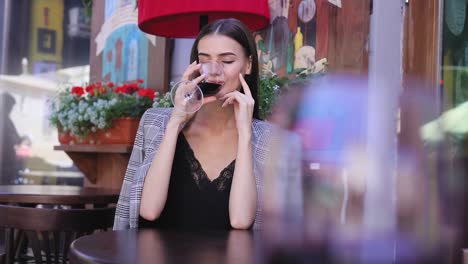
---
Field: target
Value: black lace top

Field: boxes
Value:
[139,133,236,230]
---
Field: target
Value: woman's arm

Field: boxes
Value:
[229,132,257,229]
[223,74,257,229]
[140,63,209,221]
[139,119,181,221]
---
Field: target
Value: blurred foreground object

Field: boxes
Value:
[421,101,468,143]
[263,75,447,263]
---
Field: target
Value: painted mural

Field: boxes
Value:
[256,0,330,77]
[101,24,148,84]
[95,0,155,84]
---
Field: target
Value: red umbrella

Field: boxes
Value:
[138,0,271,37]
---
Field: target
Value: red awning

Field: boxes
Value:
[138,0,270,38]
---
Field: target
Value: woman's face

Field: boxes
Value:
[197,34,252,98]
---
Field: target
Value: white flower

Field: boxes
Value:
[110,98,118,105]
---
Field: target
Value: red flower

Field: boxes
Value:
[137,79,144,84]
[85,83,106,96]
[71,86,84,97]
[129,83,139,93]
[138,88,155,100]
[107,82,114,88]
[97,86,107,94]
[114,85,126,94]
[85,84,95,93]
[115,83,139,94]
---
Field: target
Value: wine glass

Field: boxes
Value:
[199,61,225,97]
[170,61,225,113]
[170,80,204,113]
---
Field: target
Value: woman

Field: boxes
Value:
[113,18,302,231]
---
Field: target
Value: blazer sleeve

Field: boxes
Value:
[113,110,149,230]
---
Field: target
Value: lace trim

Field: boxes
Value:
[181,133,235,191]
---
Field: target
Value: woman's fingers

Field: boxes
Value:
[181,61,201,81]
[221,91,253,108]
[239,73,252,97]
[221,91,246,101]
[221,96,235,108]
[203,96,217,105]
[192,73,207,84]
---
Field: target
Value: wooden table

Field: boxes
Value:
[0,185,120,205]
[68,228,450,264]
[69,229,259,264]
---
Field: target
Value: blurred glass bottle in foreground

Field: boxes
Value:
[262,74,454,263]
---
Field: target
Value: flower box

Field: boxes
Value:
[58,118,140,145]
[50,80,154,143]
[95,117,140,144]
[58,129,95,145]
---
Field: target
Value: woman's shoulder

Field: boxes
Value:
[252,119,290,137]
[251,119,278,146]
[143,107,173,120]
[252,119,301,147]
[252,119,275,134]
[141,107,173,128]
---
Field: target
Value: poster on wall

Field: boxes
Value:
[29,0,64,74]
[256,0,328,77]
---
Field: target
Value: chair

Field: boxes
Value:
[0,204,115,264]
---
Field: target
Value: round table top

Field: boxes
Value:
[69,229,258,264]
[0,185,120,205]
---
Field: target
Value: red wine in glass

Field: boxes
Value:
[199,82,222,96]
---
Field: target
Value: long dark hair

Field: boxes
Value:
[190,18,261,120]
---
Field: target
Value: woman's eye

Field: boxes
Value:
[223,61,234,64]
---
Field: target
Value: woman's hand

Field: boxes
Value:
[220,73,254,139]
[169,62,216,131]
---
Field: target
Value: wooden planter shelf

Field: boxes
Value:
[54,145,133,189]
[54,145,133,153]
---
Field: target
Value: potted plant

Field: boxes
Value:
[49,80,156,145]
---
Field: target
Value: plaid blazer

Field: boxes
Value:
[113,107,302,230]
